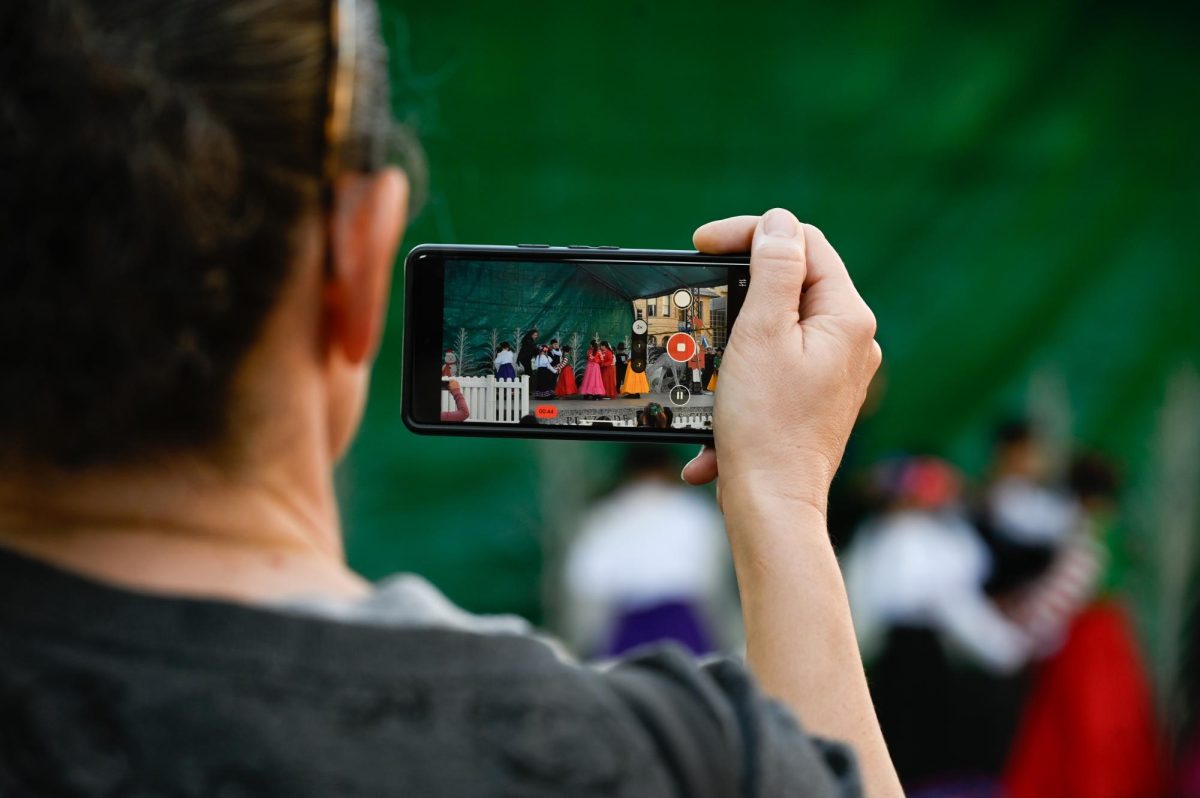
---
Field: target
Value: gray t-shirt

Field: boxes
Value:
[0,547,860,797]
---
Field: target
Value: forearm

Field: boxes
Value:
[723,487,903,798]
[440,390,470,422]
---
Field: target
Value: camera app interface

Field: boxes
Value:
[438,259,737,431]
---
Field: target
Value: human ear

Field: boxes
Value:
[326,167,408,365]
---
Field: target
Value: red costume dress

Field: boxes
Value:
[1003,601,1168,798]
[555,356,578,396]
[600,348,617,398]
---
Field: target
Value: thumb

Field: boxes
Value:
[743,208,807,325]
[681,445,718,485]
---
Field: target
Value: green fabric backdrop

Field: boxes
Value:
[341,2,1199,640]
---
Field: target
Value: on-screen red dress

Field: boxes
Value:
[600,348,617,398]
[555,357,578,396]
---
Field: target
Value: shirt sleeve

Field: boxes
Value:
[600,646,861,798]
[439,389,470,422]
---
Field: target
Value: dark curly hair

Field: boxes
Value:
[0,0,422,470]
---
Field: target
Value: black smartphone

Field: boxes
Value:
[402,244,750,443]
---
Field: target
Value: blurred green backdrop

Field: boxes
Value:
[339,0,1200,659]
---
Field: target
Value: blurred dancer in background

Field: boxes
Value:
[843,456,1032,792]
[976,419,1080,596]
[1001,451,1168,798]
[563,446,738,659]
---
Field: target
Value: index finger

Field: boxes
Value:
[693,215,760,253]
[696,215,855,286]
[793,224,873,326]
[697,214,868,323]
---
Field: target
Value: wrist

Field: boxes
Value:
[716,460,833,518]
[719,476,830,546]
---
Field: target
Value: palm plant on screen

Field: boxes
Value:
[511,327,524,373]
[453,328,471,378]
[569,332,583,379]
[483,328,501,377]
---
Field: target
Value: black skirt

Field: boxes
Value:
[533,367,557,398]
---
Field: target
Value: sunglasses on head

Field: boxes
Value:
[320,0,356,276]
[322,0,356,204]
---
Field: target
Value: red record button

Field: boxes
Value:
[666,332,698,363]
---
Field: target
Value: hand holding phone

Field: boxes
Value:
[681,210,882,513]
[404,213,896,795]
[679,209,900,798]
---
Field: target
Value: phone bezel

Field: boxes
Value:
[401,244,749,444]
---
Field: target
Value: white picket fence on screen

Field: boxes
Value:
[594,418,638,427]
[573,413,711,429]
[441,376,529,423]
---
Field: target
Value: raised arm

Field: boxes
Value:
[440,380,470,422]
[682,209,902,798]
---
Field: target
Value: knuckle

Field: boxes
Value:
[847,303,877,339]
[861,306,878,338]
[752,237,805,265]
[867,339,883,370]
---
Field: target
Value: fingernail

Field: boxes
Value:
[680,445,705,482]
[762,208,797,238]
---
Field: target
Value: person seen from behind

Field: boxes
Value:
[0,1,899,795]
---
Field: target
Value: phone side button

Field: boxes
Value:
[595,245,619,250]
[517,243,551,248]
[567,245,592,249]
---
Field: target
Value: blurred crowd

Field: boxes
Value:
[559,422,1199,798]
[837,420,1170,797]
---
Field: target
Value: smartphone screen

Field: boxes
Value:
[403,245,749,442]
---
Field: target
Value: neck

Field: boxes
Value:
[0,233,380,605]
[0,424,368,605]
